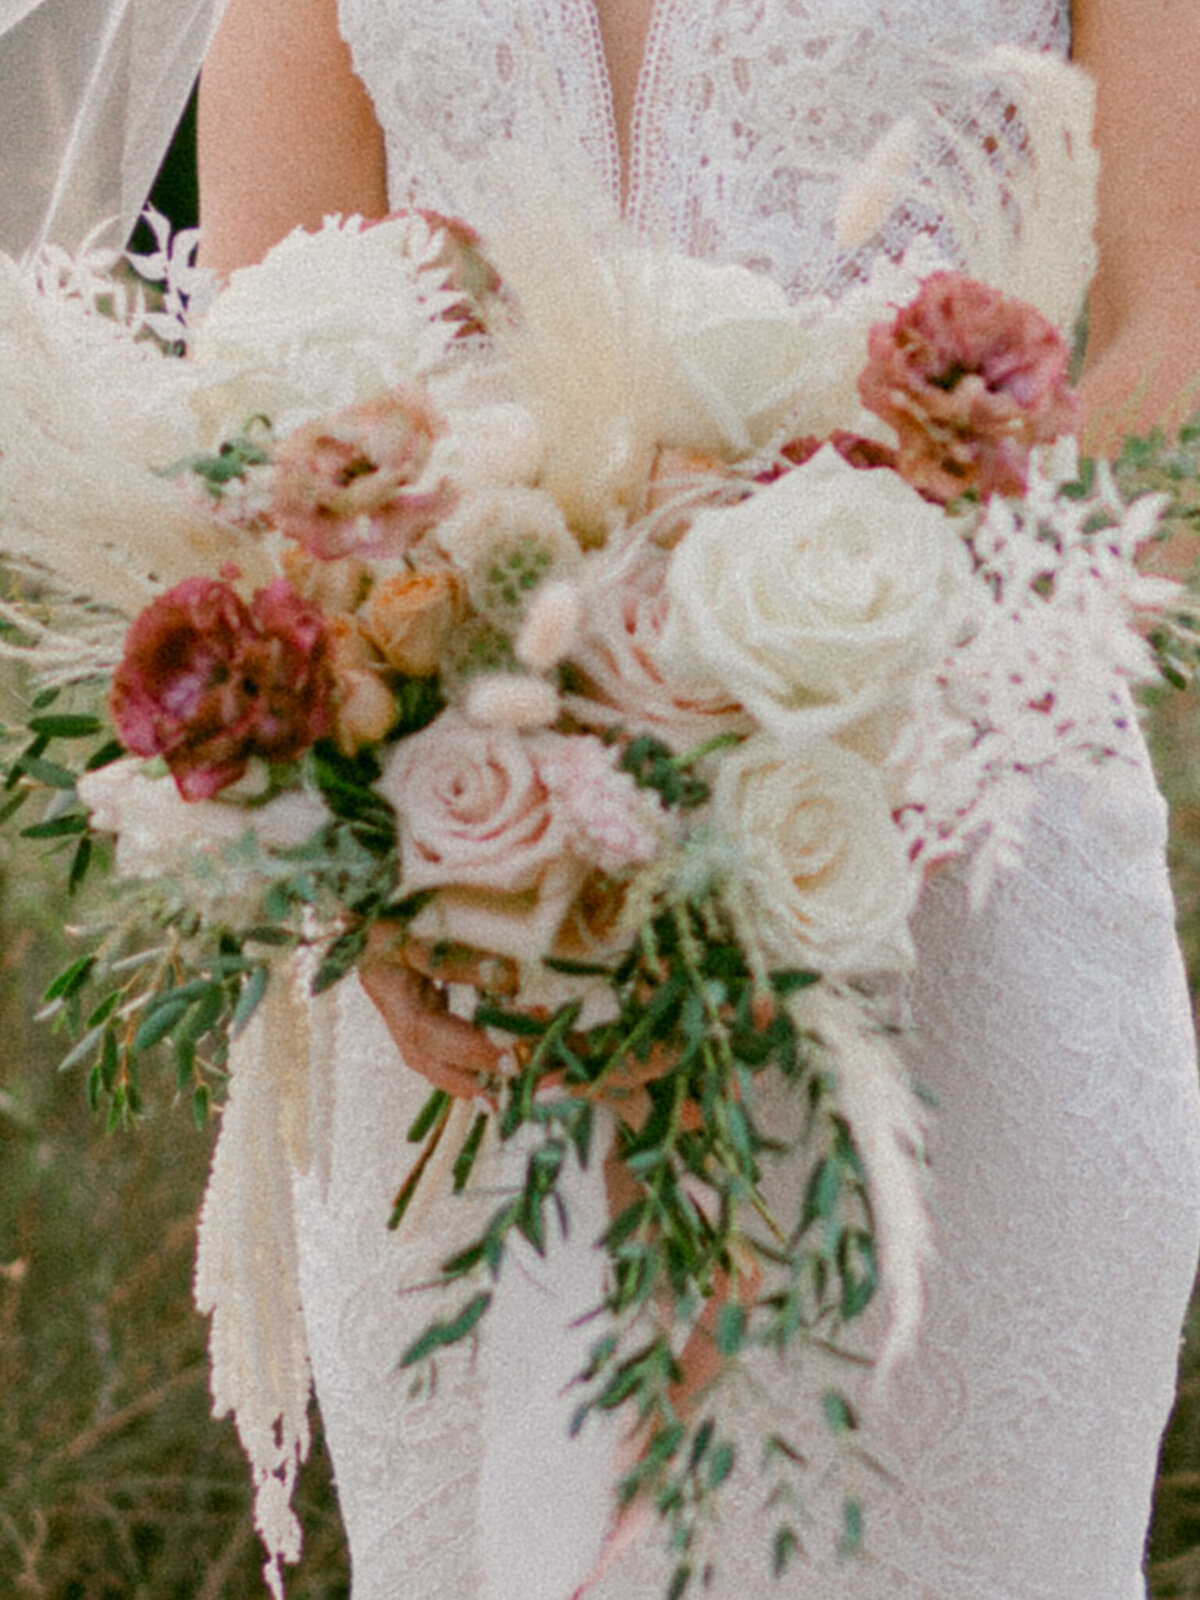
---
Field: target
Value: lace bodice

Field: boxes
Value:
[338,0,1069,298]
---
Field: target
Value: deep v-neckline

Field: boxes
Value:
[575,0,675,214]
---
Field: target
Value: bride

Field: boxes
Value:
[171,0,1200,1595]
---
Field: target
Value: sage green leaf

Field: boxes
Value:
[231,964,269,1036]
[399,1291,493,1368]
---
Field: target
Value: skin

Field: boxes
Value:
[1071,0,1200,447]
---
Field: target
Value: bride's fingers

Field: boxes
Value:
[358,955,502,1102]
[395,933,520,996]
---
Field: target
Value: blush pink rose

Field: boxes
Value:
[270,386,458,561]
[569,549,749,747]
[858,271,1079,503]
[379,712,567,896]
[110,577,334,800]
[379,713,586,961]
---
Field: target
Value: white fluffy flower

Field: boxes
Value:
[515,579,582,672]
[537,735,666,873]
[663,445,969,747]
[78,759,328,879]
[714,735,916,975]
[436,486,582,615]
[189,214,461,444]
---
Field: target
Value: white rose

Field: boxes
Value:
[621,249,899,457]
[663,445,968,746]
[378,713,583,962]
[619,250,822,457]
[77,759,328,878]
[713,735,916,975]
[189,214,461,444]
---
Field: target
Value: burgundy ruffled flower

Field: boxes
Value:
[858,271,1079,503]
[110,577,334,800]
[270,387,458,562]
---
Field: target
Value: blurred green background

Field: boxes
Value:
[3,94,1200,1600]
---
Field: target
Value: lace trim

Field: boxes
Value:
[339,0,1070,297]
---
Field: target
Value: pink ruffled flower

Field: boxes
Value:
[858,271,1079,503]
[110,577,334,800]
[760,428,899,483]
[270,386,458,561]
[536,736,664,874]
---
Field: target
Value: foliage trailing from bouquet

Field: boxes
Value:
[0,198,1194,1598]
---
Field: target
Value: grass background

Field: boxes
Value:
[3,94,1200,1599]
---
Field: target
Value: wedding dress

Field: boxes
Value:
[288,2,1200,1596]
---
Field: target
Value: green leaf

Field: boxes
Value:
[43,955,95,1003]
[399,1291,493,1368]
[839,1499,863,1558]
[85,1063,102,1112]
[192,1084,212,1129]
[665,1565,692,1600]
[84,992,120,1030]
[312,928,366,995]
[0,790,28,825]
[407,1088,451,1143]
[772,1527,801,1577]
[68,835,92,894]
[232,964,269,1036]
[84,739,126,772]
[473,1003,546,1036]
[708,1440,735,1489]
[27,714,103,739]
[715,1301,746,1357]
[452,1113,489,1194]
[133,996,191,1052]
[20,812,88,839]
[822,1389,857,1437]
[100,1028,119,1091]
[18,755,77,789]
[176,982,224,1044]
[687,1418,714,1470]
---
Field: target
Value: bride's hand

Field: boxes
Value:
[359,926,505,1102]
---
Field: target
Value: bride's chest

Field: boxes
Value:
[337,0,1069,289]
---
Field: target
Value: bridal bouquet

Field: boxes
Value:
[0,193,1190,1596]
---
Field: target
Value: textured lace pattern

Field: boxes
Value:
[339,0,1068,297]
[295,753,1200,1599]
[295,4,1200,1596]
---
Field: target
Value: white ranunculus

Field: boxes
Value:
[713,735,916,975]
[189,214,462,445]
[77,759,328,879]
[623,248,907,458]
[662,445,969,747]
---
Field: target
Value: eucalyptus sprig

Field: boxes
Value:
[394,886,879,1597]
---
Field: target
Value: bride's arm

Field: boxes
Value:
[1072,0,1200,445]
[197,0,388,276]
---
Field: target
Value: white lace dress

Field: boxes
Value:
[289,2,1200,1595]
